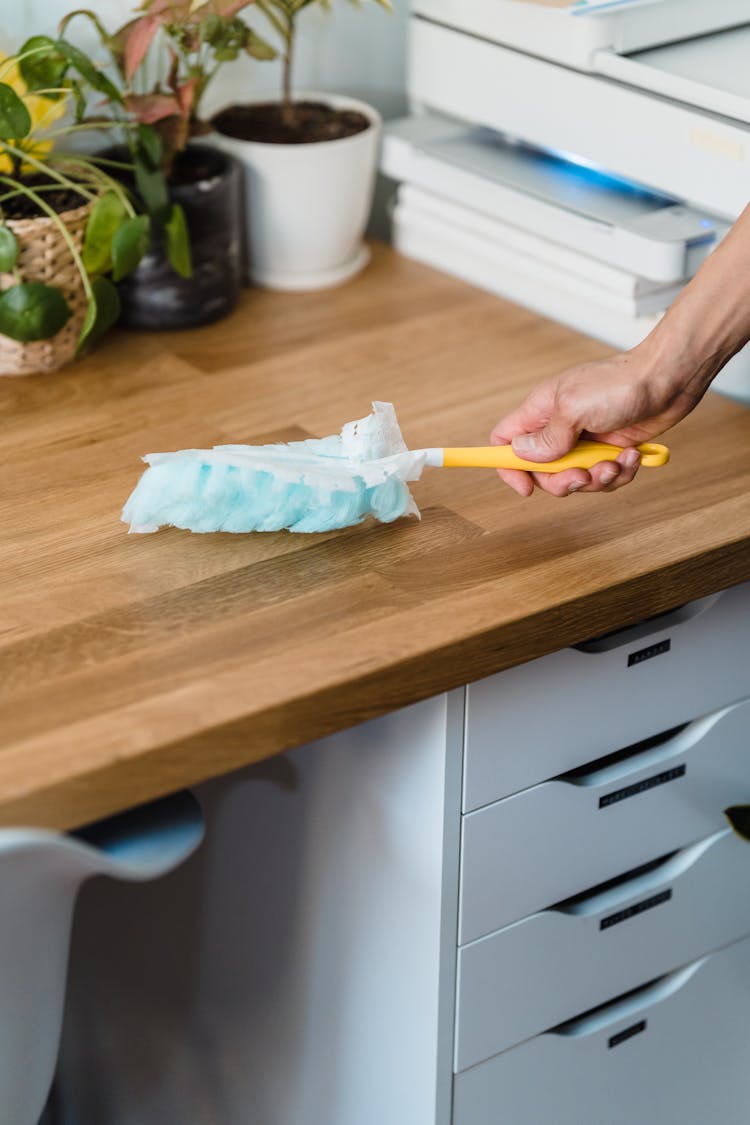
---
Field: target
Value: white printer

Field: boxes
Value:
[382,0,750,400]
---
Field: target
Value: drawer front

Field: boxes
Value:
[463,580,750,811]
[456,828,750,1071]
[453,935,750,1125]
[460,696,750,942]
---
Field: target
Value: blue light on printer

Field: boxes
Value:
[521,140,676,205]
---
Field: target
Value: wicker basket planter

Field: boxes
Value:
[0,201,92,377]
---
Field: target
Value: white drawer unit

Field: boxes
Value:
[453,934,750,1125]
[49,576,750,1125]
[460,695,750,942]
[455,828,750,1072]
[463,580,750,812]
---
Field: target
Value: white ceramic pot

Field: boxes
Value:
[211,93,381,291]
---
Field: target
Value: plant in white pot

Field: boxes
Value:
[211,0,391,291]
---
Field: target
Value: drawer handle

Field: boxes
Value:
[552,830,724,921]
[561,705,734,790]
[573,593,721,654]
[550,958,707,1040]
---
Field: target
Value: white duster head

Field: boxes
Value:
[122,402,427,535]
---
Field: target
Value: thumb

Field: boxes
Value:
[511,420,579,463]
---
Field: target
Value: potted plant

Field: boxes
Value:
[0,41,150,375]
[58,1,277,329]
[210,0,391,291]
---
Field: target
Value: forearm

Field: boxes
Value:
[634,201,750,400]
[492,201,750,496]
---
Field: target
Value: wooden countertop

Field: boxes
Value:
[3,243,750,829]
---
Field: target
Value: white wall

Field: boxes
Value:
[1,0,409,120]
[1,1,407,240]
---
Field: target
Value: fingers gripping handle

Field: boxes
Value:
[440,440,670,472]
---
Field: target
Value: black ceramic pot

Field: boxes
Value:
[114,143,243,330]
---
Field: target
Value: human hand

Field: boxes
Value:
[490,347,706,497]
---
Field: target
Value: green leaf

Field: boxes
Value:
[134,143,170,224]
[54,38,124,106]
[112,214,150,281]
[244,28,278,60]
[0,226,19,272]
[164,203,192,279]
[19,36,68,97]
[134,128,172,223]
[82,190,128,276]
[200,13,223,43]
[137,123,162,171]
[77,275,121,355]
[0,83,32,141]
[725,806,750,842]
[69,78,87,122]
[0,282,71,342]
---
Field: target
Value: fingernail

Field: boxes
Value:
[622,450,641,468]
[513,435,537,454]
[601,468,618,484]
[567,481,583,493]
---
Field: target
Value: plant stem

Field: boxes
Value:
[26,87,70,98]
[281,11,295,127]
[58,9,111,46]
[0,183,76,204]
[256,1,288,43]
[256,0,296,125]
[46,155,137,217]
[73,154,134,170]
[0,45,51,82]
[59,7,127,95]
[45,120,126,139]
[0,142,98,201]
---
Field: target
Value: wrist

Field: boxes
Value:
[630,309,727,404]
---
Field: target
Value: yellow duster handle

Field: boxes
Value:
[440,440,670,472]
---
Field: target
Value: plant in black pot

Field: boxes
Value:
[59,1,277,330]
[210,0,391,291]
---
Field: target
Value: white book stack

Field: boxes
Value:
[393,184,676,351]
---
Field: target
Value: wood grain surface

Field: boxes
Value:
[2,243,750,829]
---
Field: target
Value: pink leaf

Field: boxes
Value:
[125,93,183,124]
[123,15,163,81]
